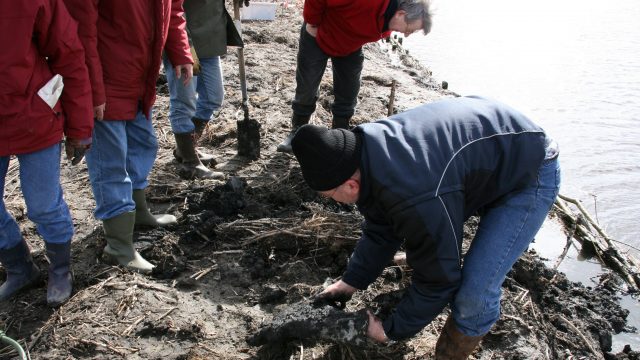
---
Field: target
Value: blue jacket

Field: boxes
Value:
[341,96,547,340]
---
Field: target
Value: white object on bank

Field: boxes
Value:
[38,74,64,109]
[240,2,277,21]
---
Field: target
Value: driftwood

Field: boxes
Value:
[553,194,640,292]
[388,80,397,116]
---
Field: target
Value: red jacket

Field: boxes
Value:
[303,0,392,57]
[63,0,193,120]
[0,0,93,156]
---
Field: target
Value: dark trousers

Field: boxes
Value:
[291,24,365,119]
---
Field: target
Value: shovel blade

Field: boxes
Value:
[237,117,261,160]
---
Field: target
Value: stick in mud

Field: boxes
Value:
[554,195,640,291]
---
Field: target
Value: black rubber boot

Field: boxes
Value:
[45,241,72,307]
[331,116,351,129]
[277,114,311,153]
[173,133,224,180]
[0,239,41,301]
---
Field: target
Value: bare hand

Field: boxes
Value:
[366,310,388,343]
[94,103,105,121]
[312,279,356,309]
[64,138,91,165]
[174,64,194,86]
[305,23,318,37]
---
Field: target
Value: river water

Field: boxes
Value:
[404,0,640,349]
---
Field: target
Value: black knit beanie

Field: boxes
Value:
[291,124,362,191]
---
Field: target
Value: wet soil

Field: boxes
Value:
[1,4,638,360]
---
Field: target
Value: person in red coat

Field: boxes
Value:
[0,0,93,306]
[63,0,194,273]
[277,0,432,153]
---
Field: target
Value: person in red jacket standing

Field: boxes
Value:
[63,0,193,273]
[277,0,432,153]
[0,0,93,306]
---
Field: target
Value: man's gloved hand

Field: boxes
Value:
[311,279,357,309]
[64,137,91,165]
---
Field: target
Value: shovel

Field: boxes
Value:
[232,1,261,160]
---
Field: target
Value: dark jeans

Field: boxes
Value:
[291,23,365,119]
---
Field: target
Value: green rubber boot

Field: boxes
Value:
[132,189,177,227]
[102,211,154,273]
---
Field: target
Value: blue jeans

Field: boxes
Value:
[85,111,158,220]
[163,56,224,133]
[291,23,364,119]
[452,157,561,336]
[0,143,73,249]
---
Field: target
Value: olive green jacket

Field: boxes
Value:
[183,0,243,58]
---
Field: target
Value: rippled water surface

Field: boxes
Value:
[405,0,640,257]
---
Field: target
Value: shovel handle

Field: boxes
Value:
[232,2,249,113]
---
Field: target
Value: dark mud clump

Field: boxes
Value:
[248,302,369,347]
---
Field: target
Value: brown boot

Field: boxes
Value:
[173,118,216,166]
[435,316,484,359]
[173,132,224,179]
[277,114,311,153]
[331,116,351,129]
[190,117,216,165]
